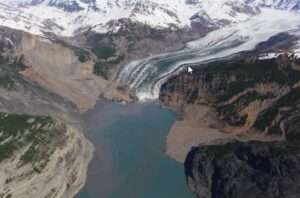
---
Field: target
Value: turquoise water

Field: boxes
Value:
[77,101,195,198]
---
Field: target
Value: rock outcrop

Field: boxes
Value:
[0,35,94,198]
[160,53,300,138]
[185,141,300,198]
[77,19,212,80]
[0,26,131,112]
[160,52,300,197]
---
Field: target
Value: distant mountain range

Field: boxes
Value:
[0,0,299,37]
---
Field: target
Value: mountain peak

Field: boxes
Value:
[0,0,299,37]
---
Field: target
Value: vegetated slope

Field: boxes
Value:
[160,52,300,197]
[160,53,300,137]
[0,41,93,198]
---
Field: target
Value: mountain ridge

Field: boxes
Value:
[1,0,299,37]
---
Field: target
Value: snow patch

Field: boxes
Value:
[258,52,280,60]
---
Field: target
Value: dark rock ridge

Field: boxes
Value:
[185,141,300,198]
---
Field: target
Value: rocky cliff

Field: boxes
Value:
[185,141,300,198]
[160,52,300,197]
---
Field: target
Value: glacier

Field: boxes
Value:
[116,9,300,100]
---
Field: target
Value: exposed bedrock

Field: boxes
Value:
[0,27,130,112]
[0,28,94,198]
[160,52,300,197]
[185,141,300,198]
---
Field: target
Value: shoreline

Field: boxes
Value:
[0,122,95,198]
[69,130,95,198]
[164,103,285,163]
[76,101,195,198]
[165,104,233,163]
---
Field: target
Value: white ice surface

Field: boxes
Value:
[117,9,300,100]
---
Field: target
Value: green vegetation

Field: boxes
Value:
[108,54,124,65]
[11,55,27,71]
[204,142,239,158]
[202,141,300,159]
[93,62,109,79]
[187,56,300,137]
[0,112,66,171]
[92,46,116,60]
[5,194,12,198]
[217,91,274,126]
[76,49,89,63]
[254,88,300,133]
[0,55,7,64]
[201,58,300,102]
[0,55,29,90]
[0,74,14,90]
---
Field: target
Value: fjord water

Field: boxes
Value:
[77,101,195,198]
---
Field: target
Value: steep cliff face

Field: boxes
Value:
[185,141,300,198]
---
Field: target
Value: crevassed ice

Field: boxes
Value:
[118,9,300,101]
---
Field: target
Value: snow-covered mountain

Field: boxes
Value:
[246,0,300,10]
[0,0,299,37]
